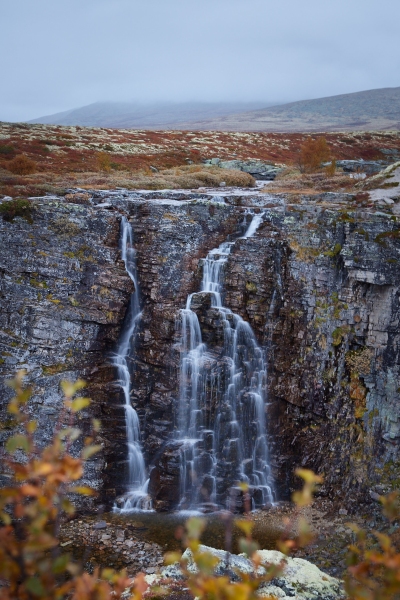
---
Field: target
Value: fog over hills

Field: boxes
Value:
[29,87,400,132]
[185,87,400,132]
[28,101,271,129]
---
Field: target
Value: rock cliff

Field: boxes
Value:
[0,195,133,508]
[0,189,399,512]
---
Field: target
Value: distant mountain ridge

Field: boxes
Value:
[28,101,271,129]
[28,87,400,132]
[178,87,400,132]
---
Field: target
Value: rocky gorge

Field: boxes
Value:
[1,178,400,518]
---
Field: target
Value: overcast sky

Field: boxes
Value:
[1,0,399,122]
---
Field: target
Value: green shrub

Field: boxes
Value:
[0,198,33,223]
[0,144,15,157]
[324,243,342,258]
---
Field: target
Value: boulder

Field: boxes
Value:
[161,545,345,600]
[334,159,385,175]
[204,158,284,180]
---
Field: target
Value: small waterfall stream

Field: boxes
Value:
[176,212,275,511]
[113,217,151,511]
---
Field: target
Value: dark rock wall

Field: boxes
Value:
[223,205,400,507]
[1,193,399,512]
[0,199,133,508]
[117,200,243,505]
[124,199,400,510]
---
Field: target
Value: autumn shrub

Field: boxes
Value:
[96,151,111,172]
[345,493,400,599]
[325,159,337,177]
[0,373,138,600]
[298,136,331,173]
[7,155,37,175]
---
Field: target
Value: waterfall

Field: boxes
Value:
[176,213,275,511]
[113,217,151,512]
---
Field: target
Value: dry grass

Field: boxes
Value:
[7,154,37,175]
[0,164,255,197]
[264,167,355,195]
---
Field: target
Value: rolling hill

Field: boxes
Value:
[178,87,400,132]
[29,87,400,132]
[28,101,270,129]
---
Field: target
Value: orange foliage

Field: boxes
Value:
[298,136,331,173]
[6,154,37,175]
[0,373,139,600]
[96,151,112,172]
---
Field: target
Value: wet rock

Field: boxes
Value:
[148,441,185,511]
[369,490,381,502]
[93,520,108,530]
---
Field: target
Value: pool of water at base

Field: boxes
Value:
[110,510,285,554]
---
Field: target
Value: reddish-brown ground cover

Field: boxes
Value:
[0,122,399,197]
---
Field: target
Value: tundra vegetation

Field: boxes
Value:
[0,122,399,198]
[0,373,399,599]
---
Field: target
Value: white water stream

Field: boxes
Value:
[176,212,275,510]
[113,217,151,512]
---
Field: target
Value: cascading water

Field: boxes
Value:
[176,212,275,511]
[113,217,151,511]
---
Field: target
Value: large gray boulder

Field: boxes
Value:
[205,158,284,180]
[161,545,345,599]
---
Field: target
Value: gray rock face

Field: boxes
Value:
[161,545,345,600]
[1,189,400,513]
[121,193,400,509]
[0,197,133,508]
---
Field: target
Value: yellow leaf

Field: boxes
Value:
[92,418,102,432]
[238,482,249,493]
[0,510,11,525]
[295,468,323,484]
[35,463,54,476]
[27,420,37,434]
[164,552,181,565]
[375,531,392,552]
[6,433,30,454]
[70,397,91,412]
[238,538,259,556]
[186,516,206,540]
[235,519,254,537]
[292,489,312,507]
[81,444,102,459]
[61,498,76,515]
[101,568,115,581]
[61,379,86,398]
[68,485,96,496]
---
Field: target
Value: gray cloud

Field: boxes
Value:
[1,0,399,121]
